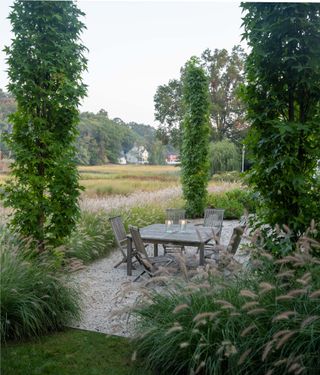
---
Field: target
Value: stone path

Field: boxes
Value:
[69,220,247,337]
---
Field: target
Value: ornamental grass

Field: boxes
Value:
[132,233,320,375]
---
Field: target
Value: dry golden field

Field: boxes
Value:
[0,164,240,198]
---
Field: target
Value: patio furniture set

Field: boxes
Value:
[109,208,244,281]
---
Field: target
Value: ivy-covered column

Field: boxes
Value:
[181,57,210,218]
[2,1,87,250]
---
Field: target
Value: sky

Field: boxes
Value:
[0,0,244,126]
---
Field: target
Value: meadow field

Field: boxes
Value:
[1,164,238,198]
[78,164,180,196]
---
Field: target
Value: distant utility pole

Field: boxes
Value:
[241,144,245,172]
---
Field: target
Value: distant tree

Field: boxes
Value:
[210,139,240,175]
[2,1,87,251]
[154,46,247,149]
[201,46,247,143]
[154,79,183,148]
[181,58,210,218]
[149,140,167,165]
[242,2,320,237]
[0,89,17,158]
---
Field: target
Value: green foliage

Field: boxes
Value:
[207,188,258,219]
[0,89,16,158]
[2,329,151,375]
[154,79,183,148]
[241,3,320,237]
[154,46,248,149]
[1,247,80,341]
[1,1,87,249]
[181,58,211,218]
[210,139,241,174]
[1,329,151,375]
[211,171,242,183]
[65,204,167,263]
[133,240,320,375]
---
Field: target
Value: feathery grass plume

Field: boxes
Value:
[287,289,306,297]
[259,282,275,294]
[273,358,288,367]
[193,312,219,322]
[262,340,276,361]
[173,304,189,314]
[310,289,320,298]
[195,361,205,374]
[240,289,258,299]
[241,301,259,310]
[195,319,208,328]
[230,312,241,317]
[272,330,291,340]
[276,270,295,278]
[275,295,295,302]
[276,331,296,349]
[240,324,257,337]
[179,342,190,348]
[272,311,297,321]
[300,315,319,329]
[247,308,267,315]
[237,348,252,365]
[131,350,137,362]
[265,370,274,375]
[165,324,183,336]
[145,276,171,286]
[288,362,302,373]
[215,299,235,309]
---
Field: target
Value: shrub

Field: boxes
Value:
[207,188,258,219]
[209,140,241,175]
[211,171,242,183]
[65,203,168,263]
[1,247,80,341]
[133,237,320,375]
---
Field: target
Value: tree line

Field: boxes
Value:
[0,89,173,165]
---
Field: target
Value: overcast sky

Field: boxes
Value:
[0,1,244,126]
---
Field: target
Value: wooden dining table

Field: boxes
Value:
[126,223,213,276]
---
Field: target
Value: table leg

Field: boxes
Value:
[127,237,132,276]
[154,243,158,257]
[199,243,204,266]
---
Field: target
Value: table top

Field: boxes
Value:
[138,223,213,245]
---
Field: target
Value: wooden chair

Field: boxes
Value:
[129,225,176,281]
[204,225,244,260]
[166,208,186,224]
[195,209,224,253]
[109,216,137,268]
[164,209,186,254]
[203,208,224,240]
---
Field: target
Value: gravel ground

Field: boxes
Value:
[69,220,249,337]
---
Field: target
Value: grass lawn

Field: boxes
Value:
[1,329,150,375]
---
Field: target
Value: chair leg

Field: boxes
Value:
[114,258,126,268]
[133,270,146,282]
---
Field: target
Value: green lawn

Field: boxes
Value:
[1,329,149,375]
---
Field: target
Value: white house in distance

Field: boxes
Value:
[126,145,149,164]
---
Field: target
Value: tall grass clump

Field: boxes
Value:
[1,246,80,342]
[133,234,320,375]
[207,188,259,219]
[65,202,169,263]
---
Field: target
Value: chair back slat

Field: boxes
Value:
[129,226,153,272]
[166,209,186,224]
[109,216,127,245]
[226,226,244,255]
[203,208,224,236]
